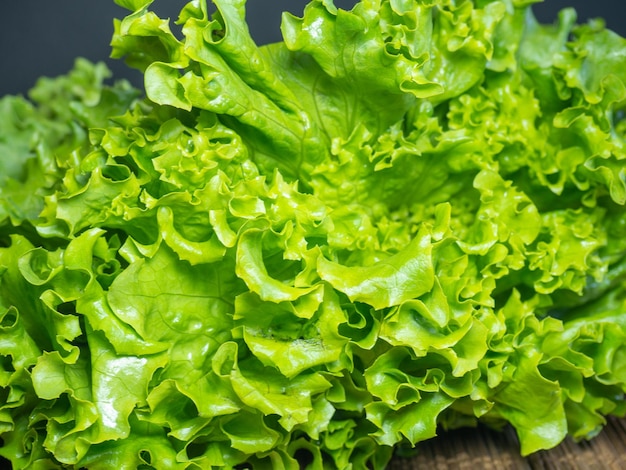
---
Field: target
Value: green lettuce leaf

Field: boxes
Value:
[2,0,626,468]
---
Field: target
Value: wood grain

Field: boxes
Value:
[389,416,626,470]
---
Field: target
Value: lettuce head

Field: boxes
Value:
[1,0,626,468]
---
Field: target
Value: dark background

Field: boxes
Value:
[1,1,625,97]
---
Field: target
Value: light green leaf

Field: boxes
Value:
[318,226,434,309]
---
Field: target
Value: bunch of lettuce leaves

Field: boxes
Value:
[2,0,626,468]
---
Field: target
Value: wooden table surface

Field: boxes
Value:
[388,416,626,469]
